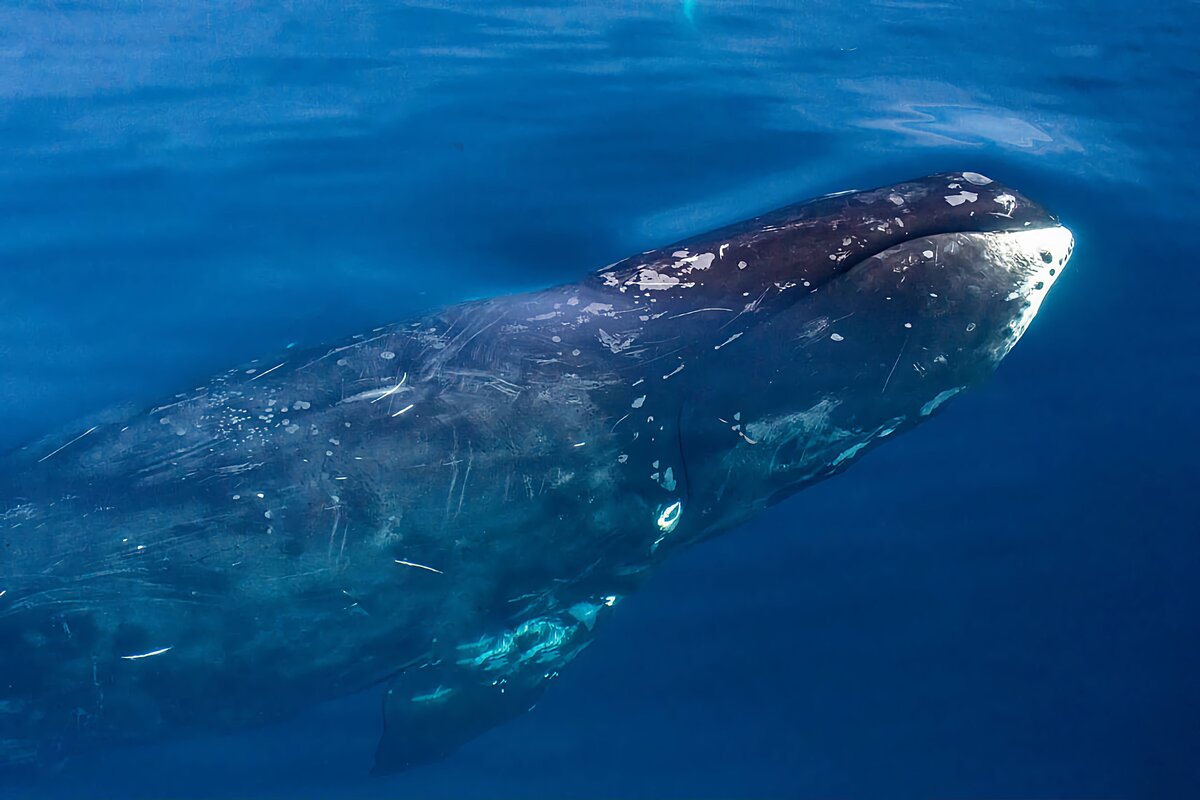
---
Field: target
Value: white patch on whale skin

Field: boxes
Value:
[993,193,1018,216]
[659,467,677,492]
[962,172,993,185]
[569,600,610,631]
[410,686,454,704]
[597,328,638,354]
[944,191,979,206]
[656,501,683,537]
[744,398,841,446]
[580,302,614,316]
[631,268,681,291]
[832,441,868,466]
[675,252,715,272]
[921,387,965,416]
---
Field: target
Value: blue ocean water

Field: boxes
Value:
[1,1,1197,797]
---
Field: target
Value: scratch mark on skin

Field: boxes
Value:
[667,307,734,320]
[263,569,328,583]
[37,426,98,463]
[485,377,524,398]
[445,430,460,517]
[714,332,743,350]
[150,392,206,415]
[662,364,685,380]
[395,559,443,575]
[121,646,173,661]
[299,333,391,370]
[720,287,771,331]
[327,502,343,564]
[882,333,911,395]
[371,373,407,403]
[249,362,286,382]
[611,413,630,432]
[455,315,505,355]
[391,404,415,417]
[456,450,473,518]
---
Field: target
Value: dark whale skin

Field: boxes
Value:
[0,172,1072,773]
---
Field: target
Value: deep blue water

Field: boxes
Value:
[2,1,1198,797]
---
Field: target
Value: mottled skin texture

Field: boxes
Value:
[0,173,1072,773]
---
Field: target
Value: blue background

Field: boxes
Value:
[2,1,1197,797]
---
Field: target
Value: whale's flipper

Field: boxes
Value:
[374,600,616,773]
[374,665,545,774]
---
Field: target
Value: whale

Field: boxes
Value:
[0,172,1072,774]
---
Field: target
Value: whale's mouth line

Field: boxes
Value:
[830,220,1070,287]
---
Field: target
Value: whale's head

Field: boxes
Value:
[608,172,1074,528]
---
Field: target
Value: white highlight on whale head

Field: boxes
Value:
[992,224,1074,360]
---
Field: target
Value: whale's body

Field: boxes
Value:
[0,173,1072,773]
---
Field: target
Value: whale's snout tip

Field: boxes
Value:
[1016,223,1074,278]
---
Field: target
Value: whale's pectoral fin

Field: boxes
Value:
[374,597,617,774]
[374,665,546,774]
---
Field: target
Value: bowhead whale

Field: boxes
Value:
[0,172,1072,773]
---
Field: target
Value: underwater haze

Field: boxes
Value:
[1,0,1198,798]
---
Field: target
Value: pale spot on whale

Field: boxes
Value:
[921,387,965,416]
[660,467,677,492]
[944,191,979,206]
[832,442,868,466]
[632,268,680,291]
[656,501,682,534]
[962,172,993,185]
[676,252,715,272]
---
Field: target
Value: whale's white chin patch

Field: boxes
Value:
[995,224,1074,359]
